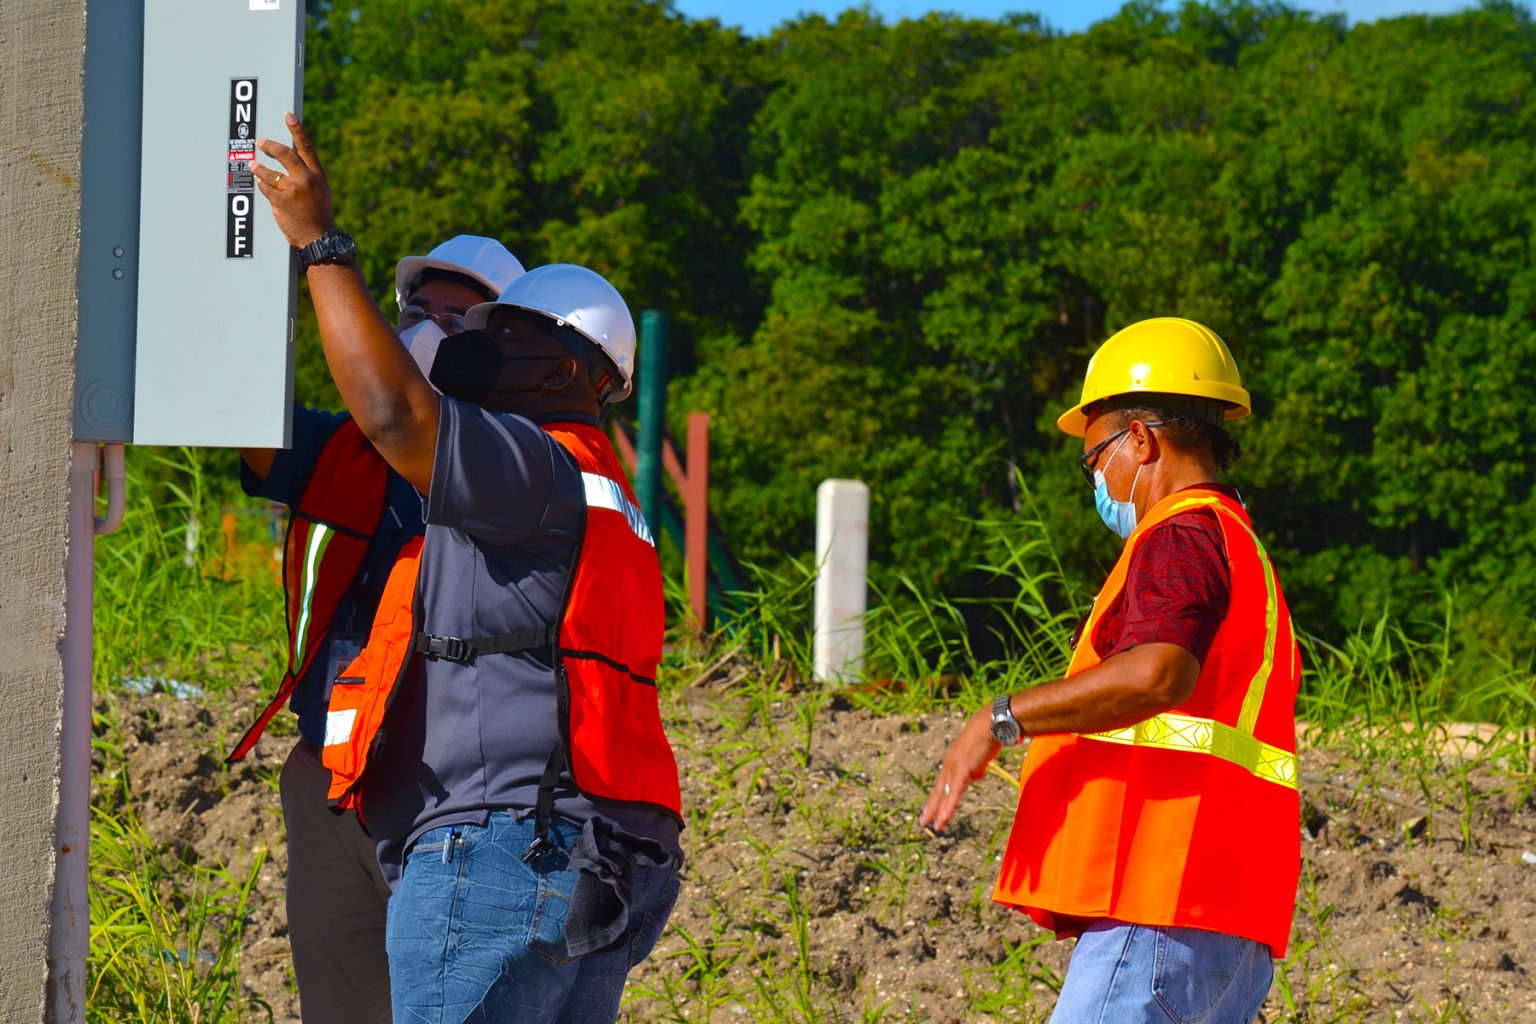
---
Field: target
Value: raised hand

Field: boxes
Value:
[253,113,335,249]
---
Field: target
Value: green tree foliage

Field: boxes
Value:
[298,0,1536,663]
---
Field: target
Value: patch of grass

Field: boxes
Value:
[88,769,269,1023]
[94,446,284,698]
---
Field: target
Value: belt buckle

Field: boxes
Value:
[427,635,472,662]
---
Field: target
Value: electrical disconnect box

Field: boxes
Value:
[75,0,305,447]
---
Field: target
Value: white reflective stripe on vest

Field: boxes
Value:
[292,523,335,661]
[324,708,357,748]
[582,472,655,547]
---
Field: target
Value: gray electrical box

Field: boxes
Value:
[75,0,304,447]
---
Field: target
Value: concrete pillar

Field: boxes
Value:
[0,2,87,1021]
[813,479,868,683]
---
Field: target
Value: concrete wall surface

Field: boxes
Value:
[0,1,86,1020]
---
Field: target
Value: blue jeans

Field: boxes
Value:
[1049,920,1273,1024]
[385,812,679,1024]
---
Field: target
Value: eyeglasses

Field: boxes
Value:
[399,305,466,335]
[1077,422,1162,486]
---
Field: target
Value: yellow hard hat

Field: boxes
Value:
[1056,317,1252,437]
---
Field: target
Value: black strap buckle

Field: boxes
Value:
[521,835,555,864]
[420,634,474,663]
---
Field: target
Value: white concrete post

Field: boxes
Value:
[1,2,86,1020]
[813,479,868,683]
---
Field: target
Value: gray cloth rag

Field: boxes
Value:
[564,816,674,958]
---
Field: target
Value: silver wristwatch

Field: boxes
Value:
[989,694,1022,745]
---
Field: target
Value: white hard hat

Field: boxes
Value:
[466,264,638,402]
[395,235,526,311]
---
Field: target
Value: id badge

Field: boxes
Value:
[325,637,365,691]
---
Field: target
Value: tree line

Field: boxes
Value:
[297,0,1536,665]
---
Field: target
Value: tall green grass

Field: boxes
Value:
[88,707,270,1024]
[94,447,284,695]
[89,447,287,1022]
[88,799,270,1023]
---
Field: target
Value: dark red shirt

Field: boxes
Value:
[1086,484,1239,666]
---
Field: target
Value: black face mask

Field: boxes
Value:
[428,329,556,405]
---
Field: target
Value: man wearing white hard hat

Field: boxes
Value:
[252,114,682,1023]
[230,233,523,1024]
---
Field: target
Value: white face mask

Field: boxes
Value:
[398,319,446,391]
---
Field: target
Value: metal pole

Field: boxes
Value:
[49,444,96,1024]
[50,443,124,1024]
[684,413,710,633]
[813,479,869,683]
[635,310,670,536]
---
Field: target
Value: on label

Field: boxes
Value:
[227,78,258,259]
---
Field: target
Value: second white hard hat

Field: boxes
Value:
[395,235,526,310]
[466,264,638,402]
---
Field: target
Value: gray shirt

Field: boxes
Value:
[362,399,681,886]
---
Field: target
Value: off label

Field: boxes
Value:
[227,78,258,259]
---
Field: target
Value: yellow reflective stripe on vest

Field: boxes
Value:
[1234,525,1278,735]
[292,523,335,660]
[582,472,655,547]
[1082,712,1297,789]
[1157,496,1282,736]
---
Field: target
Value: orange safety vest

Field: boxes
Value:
[320,420,683,832]
[228,419,388,763]
[993,488,1301,956]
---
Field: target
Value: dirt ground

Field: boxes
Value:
[95,678,1536,1022]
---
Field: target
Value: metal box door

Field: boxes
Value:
[76,0,304,447]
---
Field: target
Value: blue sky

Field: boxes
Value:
[672,0,1475,36]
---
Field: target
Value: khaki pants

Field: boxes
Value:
[280,740,393,1024]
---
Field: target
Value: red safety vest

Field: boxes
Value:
[993,488,1301,956]
[228,420,387,763]
[320,420,682,826]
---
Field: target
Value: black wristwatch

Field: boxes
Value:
[296,228,358,269]
[989,694,1022,746]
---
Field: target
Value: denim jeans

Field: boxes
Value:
[1049,919,1274,1024]
[386,811,680,1024]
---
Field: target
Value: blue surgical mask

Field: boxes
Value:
[1091,432,1143,539]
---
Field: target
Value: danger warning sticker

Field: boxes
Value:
[227,78,258,259]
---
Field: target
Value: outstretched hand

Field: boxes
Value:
[919,707,1002,833]
[253,113,335,250]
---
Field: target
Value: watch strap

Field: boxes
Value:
[297,228,357,269]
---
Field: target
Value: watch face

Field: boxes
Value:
[990,695,1019,744]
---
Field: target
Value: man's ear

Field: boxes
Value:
[542,357,581,391]
[1130,420,1160,464]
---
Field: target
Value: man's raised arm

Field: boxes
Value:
[252,113,438,492]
